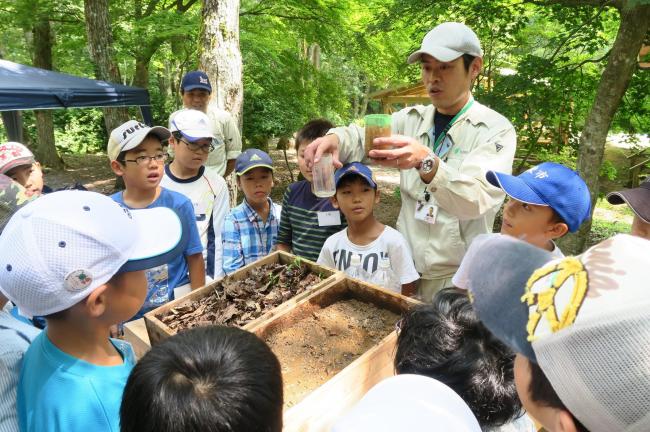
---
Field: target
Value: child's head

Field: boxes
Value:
[108,120,171,191]
[466,234,650,432]
[0,141,45,196]
[120,325,283,432]
[180,71,212,112]
[295,119,334,182]
[235,149,274,207]
[168,109,215,173]
[487,162,591,249]
[606,178,650,240]
[331,163,379,223]
[0,190,186,324]
[394,288,523,429]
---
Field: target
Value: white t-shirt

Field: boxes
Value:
[317,226,419,292]
[161,165,229,278]
[452,233,565,290]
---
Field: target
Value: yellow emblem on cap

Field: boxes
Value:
[250,154,262,161]
[520,257,588,342]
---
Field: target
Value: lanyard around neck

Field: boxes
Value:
[432,98,474,153]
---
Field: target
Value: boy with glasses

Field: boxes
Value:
[162,109,230,280]
[109,120,205,320]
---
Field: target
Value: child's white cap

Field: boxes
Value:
[0,190,188,317]
[107,120,171,162]
[0,142,35,174]
[169,109,215,142]
[332,375,481,432]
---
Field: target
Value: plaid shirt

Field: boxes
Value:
[222,198,279,274]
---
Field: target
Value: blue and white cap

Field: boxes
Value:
[334,162,377,189]
[486,162,591,232]
[169,109,215,142]
[0,190,188,317]
[180,71,212,93]
[235,149,274,175]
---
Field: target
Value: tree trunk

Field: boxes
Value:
[32,18,63,169]
[558,2,650,254]
[200,0,243,206]
[83,0,130,134]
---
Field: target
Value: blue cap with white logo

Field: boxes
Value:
[235,149,274,175]
[486,162,591,232]
[181,71,212,93]
[335,162,377,189]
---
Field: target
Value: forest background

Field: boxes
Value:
[0,0,648,253]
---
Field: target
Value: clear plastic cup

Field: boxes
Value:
[364,114,392,157]
[312,153,336,197]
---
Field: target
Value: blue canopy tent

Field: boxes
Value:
[0,59,152,142]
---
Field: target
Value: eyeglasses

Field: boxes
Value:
[121,153,168,166]
[181,139,214,154]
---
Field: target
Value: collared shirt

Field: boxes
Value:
[331,99,516,280]
[0,310,40,432]
[222,198,279,274]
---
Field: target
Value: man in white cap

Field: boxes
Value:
[304,22,516,301]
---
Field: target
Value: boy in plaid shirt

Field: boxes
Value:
[222,149,279,274]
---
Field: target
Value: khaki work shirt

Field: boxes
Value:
[330,99,516,280]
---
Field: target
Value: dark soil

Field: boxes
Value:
[157,262,323,331]
[265,298,399,407]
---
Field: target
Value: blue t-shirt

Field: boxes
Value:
[17,332,136,432]
[111,188,203,318]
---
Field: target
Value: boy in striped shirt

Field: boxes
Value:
[276,119,346,261]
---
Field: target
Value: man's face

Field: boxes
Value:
[237,167,274,208]
[296,142,313,182]
[182,89,211,112]
[420,54,481,115]
[6,163,44,197]
[631,214,650,240]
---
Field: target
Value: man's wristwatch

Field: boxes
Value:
[417,152,437,175]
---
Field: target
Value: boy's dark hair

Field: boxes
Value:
[528,361,589,432]
[295,118,334,151]
[394,288,523,429]
[120,326,283,432]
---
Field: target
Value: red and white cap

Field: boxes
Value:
[0,142,35,174]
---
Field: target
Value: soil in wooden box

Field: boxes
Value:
[265,298,399,408]
[157,261,323,330]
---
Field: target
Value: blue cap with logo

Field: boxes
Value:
[235,149,274,175]
[335,162,377,189]
[181,71,212,93]
[486,162,591,232]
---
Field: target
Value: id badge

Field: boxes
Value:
[414,200,438,225]
[317,211,342,227]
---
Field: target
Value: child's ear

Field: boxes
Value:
[84,284,109,318]
[236,176,242,190]
[548,222,569,239]
[374,188,380,204]
[554,409,581,432]
[110,160,125,176]
[330,195,340,209]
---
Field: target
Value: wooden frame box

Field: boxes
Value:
[247,276,420,432]
[144,250,340,347]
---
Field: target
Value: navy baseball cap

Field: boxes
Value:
[486,162,591,232]
[181,71,212,93]
[235,149,274,175]
[335,162,377,189]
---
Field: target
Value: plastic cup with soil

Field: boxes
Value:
[364,114,393,158]
[156,259,325,331]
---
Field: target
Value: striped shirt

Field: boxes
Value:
[222,198,279,274]
[277,180,346,262]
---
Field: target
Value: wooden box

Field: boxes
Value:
[144,251,340,347]
[247,276,421,432]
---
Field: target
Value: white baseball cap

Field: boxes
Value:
[467,234,650,432]
[107,120,171,162]
[407,22,483,64]
[169,109,215,142]
[0,190,188,317]
[332,375,481,432]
